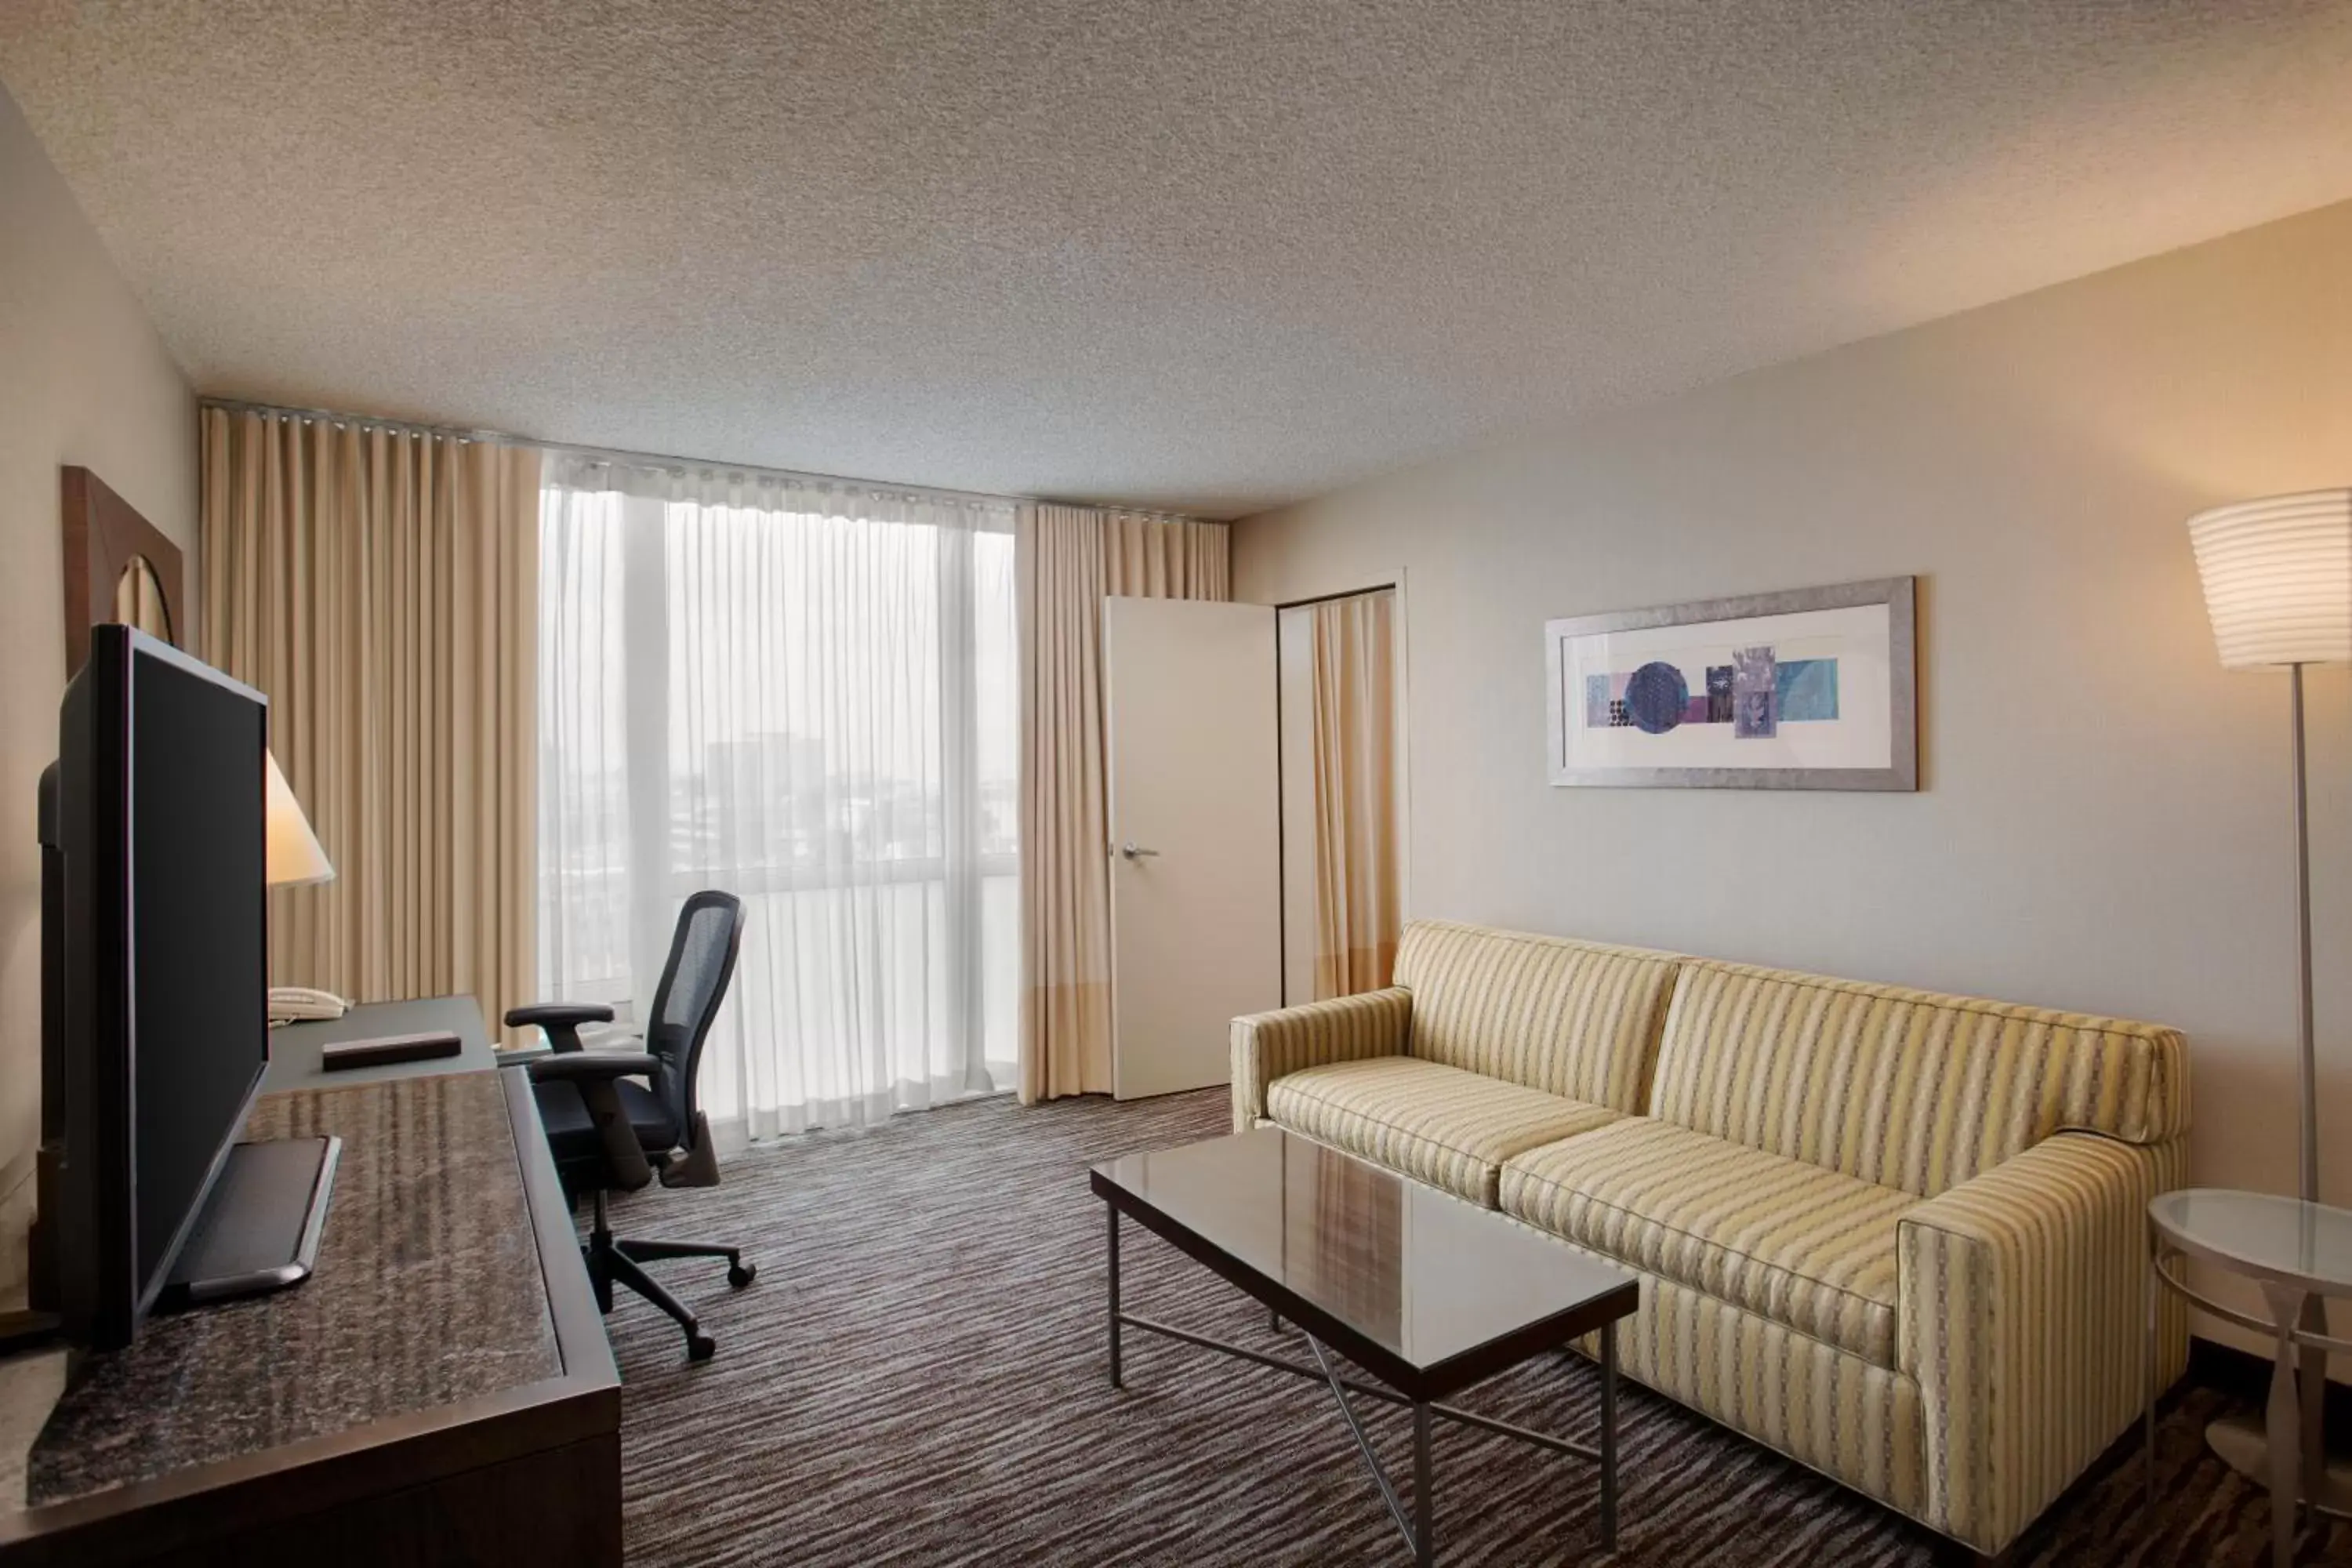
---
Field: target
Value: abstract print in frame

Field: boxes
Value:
[1544,576,1916,790]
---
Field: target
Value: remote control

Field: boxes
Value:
[318,1031,463,1072]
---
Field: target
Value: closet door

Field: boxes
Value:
[1102,597,1279,1098]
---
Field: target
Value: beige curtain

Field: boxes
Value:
[200,407,541,1044]
[1310,591,1400,998]
[1018,503,1229,1102]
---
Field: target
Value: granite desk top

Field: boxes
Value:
[22,1069,564,1508]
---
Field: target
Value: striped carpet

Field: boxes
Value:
[596,1088,2346,1566]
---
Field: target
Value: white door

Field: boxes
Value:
[1103,597,1280,1098]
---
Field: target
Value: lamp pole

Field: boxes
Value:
[2290,661,2317,1206]
[2185,489,2351,1509]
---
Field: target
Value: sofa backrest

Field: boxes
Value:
[1392,920,1682,1109]
[1649,959,2189,1198]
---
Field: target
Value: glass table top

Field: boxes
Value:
[1093,1127,1634,1374]
[2150,1189,2352,1289]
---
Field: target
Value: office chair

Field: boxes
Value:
[508,890,754,1362]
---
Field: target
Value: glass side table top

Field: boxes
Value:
[2149,1188,2352,1290]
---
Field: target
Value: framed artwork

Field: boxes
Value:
[1544,576,1916,790]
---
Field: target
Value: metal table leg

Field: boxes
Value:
[1106,1227,1628,1566]
[1600,1320,1619,1552]
[2299,1294,2328,1527]
[2145,1249,2158,1512]
[2263,1282,2307,1568]
[1108,1203,1123,1390]
[1304,1333,1426,1563]
[1412,1401,1435,1567]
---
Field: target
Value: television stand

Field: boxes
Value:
[156,1135,340,1311]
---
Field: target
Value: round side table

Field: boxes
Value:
[2148,1189,2352,1568]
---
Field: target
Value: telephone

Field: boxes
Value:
[267,985,350,1023]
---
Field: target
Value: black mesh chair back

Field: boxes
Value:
[510,887,754,1360]
[645,890,744,1142]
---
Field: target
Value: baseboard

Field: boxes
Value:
[2188,1334,2352,1429]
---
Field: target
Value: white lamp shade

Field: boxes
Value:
[2187,488,2352,669]
[265,750,336,887]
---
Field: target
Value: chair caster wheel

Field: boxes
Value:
[728,1261,757,1289]
[687,1333,716,1362]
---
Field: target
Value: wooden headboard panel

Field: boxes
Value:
[60,465,185,675]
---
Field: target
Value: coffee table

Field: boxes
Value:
[1091,1127,1638,1565]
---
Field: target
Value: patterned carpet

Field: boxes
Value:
[595,1088,2347,1566]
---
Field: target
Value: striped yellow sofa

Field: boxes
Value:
[1230,920,2190,1562]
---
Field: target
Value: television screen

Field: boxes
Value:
[129,649,268,1299]
[44,627,270,1347]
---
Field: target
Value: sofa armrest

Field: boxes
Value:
[1896,1130,2189,1555]
[1229,988,1413,1133]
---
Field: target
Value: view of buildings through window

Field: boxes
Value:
[538,464,1017,1136]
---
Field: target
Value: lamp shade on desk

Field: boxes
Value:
[2187,488,2352,668]
[265,750,336,887]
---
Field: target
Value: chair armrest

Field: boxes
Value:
[1229,988,1413,1134]
[505,1001,617,1054]
[525,1051,662,1193]
[1896,1130,2190,1555]
[526,1052,662,1083]
[506,1002,615,1027]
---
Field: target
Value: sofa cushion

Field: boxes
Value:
[1501,1117,1915,1366]
[1391,920,1682,1109]
[1266,1056,1620,1207]
[1649,960,2189,1198]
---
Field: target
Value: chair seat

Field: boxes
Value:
[1265,1055,1620,1207]
[534,1075,681,1166]
[1500,1118,1915,1367]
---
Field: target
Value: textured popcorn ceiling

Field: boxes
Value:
[4,2,2351,517]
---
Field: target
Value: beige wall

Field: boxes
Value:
[1234,199,2352,1363]
[0,84,197,1297]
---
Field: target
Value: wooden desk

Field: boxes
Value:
[262,995,503,1093]
[0,1060,619,1566]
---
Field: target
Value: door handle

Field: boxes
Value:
[1120,842,1160,860]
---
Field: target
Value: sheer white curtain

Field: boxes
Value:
[538,455,1019,1143]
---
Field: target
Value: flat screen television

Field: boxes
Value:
[38,626,270,1351]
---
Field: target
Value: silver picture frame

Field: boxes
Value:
[1544,575,1917,791]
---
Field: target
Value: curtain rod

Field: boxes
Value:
[200,395,1213,524]
[534,438,1025,510]
[201,395,1022,509]
[201,395,505,445]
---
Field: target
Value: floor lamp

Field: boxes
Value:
[2187,487,2352,1488]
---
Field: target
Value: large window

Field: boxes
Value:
[538,457,1017,1140]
